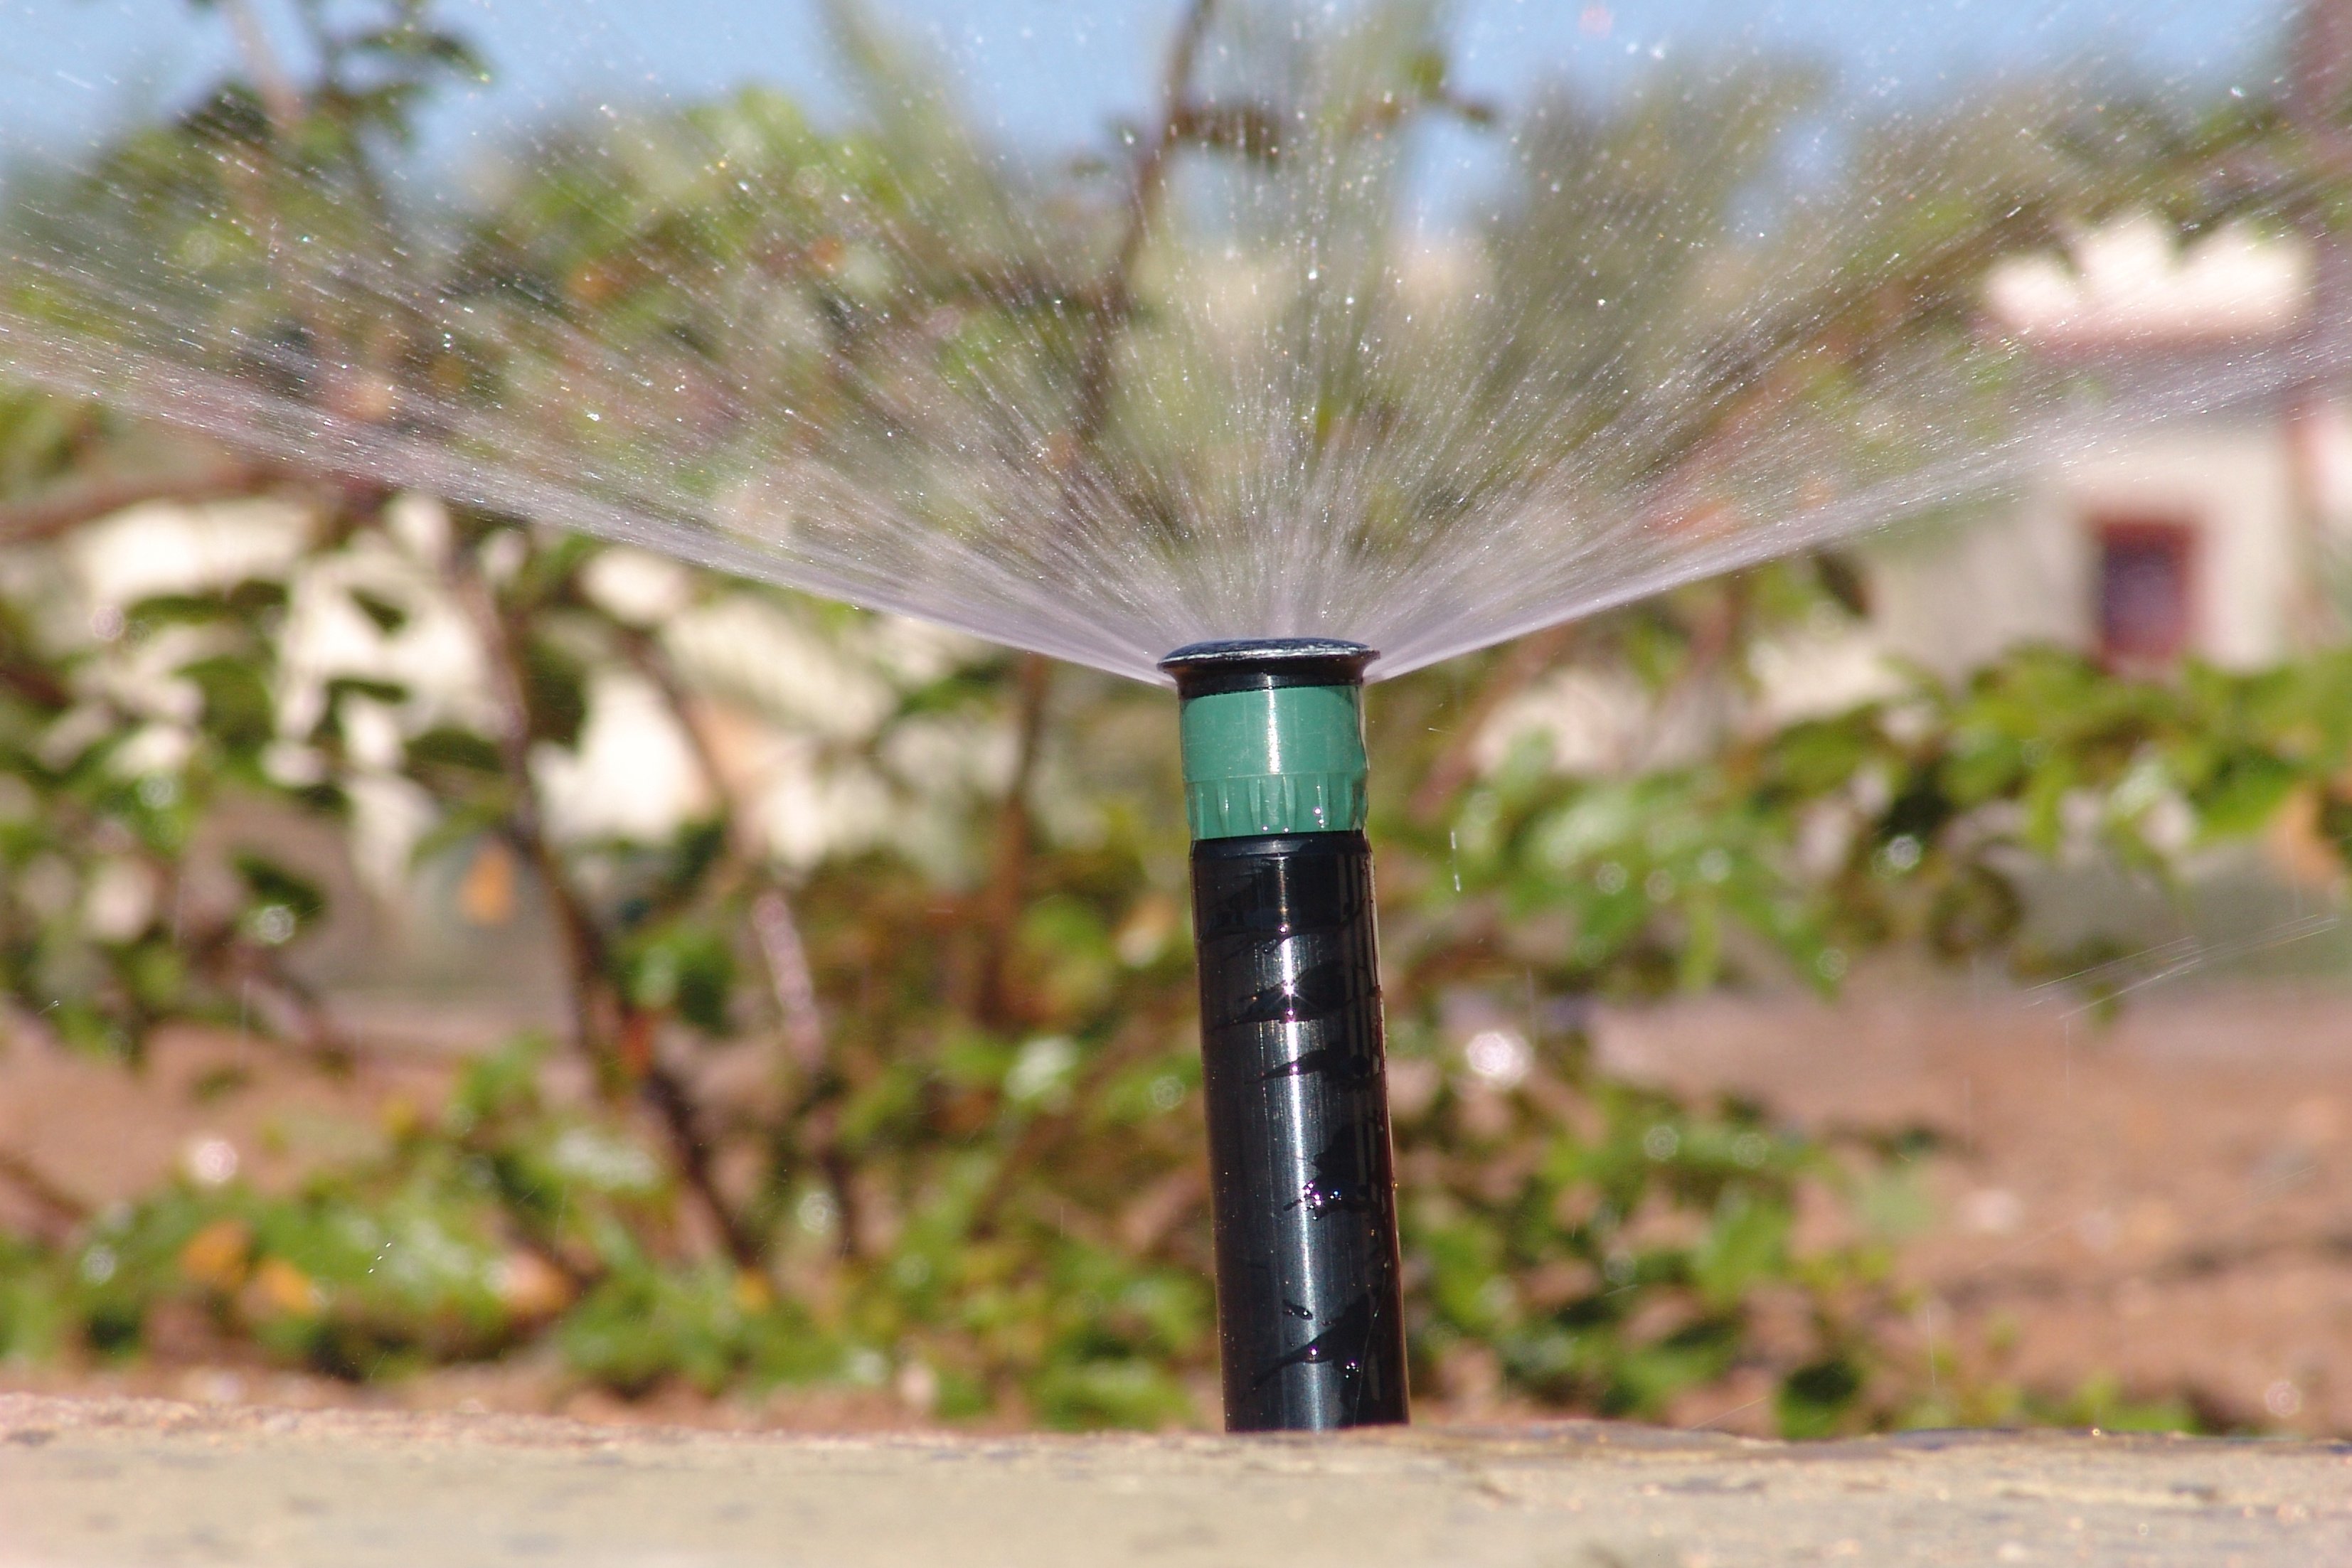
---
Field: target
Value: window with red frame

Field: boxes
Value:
[2094,518,2196,668]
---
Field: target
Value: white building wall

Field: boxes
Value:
[1870,491,2091,679]
[2065,421,2299,669]
[1867,417,2303,675]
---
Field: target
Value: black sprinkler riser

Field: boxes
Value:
[1161,638,1408,1432]
[1191,831,1408,1429]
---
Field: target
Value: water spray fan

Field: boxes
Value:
[1160,639,1407,1431]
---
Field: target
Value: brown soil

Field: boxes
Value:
[1597,976,2352,1437]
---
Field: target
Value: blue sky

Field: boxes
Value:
[0,0,2297,177]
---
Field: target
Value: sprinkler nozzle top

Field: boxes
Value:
[1159,638,1375,698]
[1161,640,1373,838]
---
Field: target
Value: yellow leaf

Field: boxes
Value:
[178,1219,252,1293]
[248,1257,324,1318]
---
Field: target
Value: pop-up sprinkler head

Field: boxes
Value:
[1160,638,1408,1431]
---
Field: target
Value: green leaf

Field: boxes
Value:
[624,924,735,1034]
[179,654,275,752]
[1777,1355,1865,1438]
[405,726,504,775]
[2193,753,2299,838]
[235,853,324,922]
[348,588,410,634]
[521,635,588,750]
[1690,1190,1790,1308]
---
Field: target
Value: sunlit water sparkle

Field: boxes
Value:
[0,0,2331,683]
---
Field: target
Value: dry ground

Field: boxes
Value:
[1597,978,2352,1436]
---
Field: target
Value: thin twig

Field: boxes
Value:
[966,649,1053,1026]
[615,626,847,1261]
[0,1148,91,1236]
[1071,0,1220,447]
[640,1055,764,1269]
[962,0,1223,1029]
[0,461,266,548]
[445,538,760,1264]
[619,630,828,1070]
[450,557,612,1058]
[967,1015,1166,1237]
[748,890,826,1078]
[220,0,305,133]
[225,949,357,1075]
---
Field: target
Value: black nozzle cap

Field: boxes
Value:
[1160,638,1376,699]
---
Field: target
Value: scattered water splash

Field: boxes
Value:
[2025,910,2347,1020]
[1,0,2332,681]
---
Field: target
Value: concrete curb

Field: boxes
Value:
[4,1394,2346,1566]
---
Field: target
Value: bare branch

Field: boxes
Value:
[618,629,829,1074]
[1071,0,1220,447]
[612,625,848,1264]
[442,548,619,1056]
[640,1043,765,1269]
[0,462,267,548]
[748,890,825,1078]
[965,649,1052,1027]
[220,0,306,136]
[963,1,1225,1033]
[0,1148,91,1237]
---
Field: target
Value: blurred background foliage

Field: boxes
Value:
[2,0,2349,1433]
